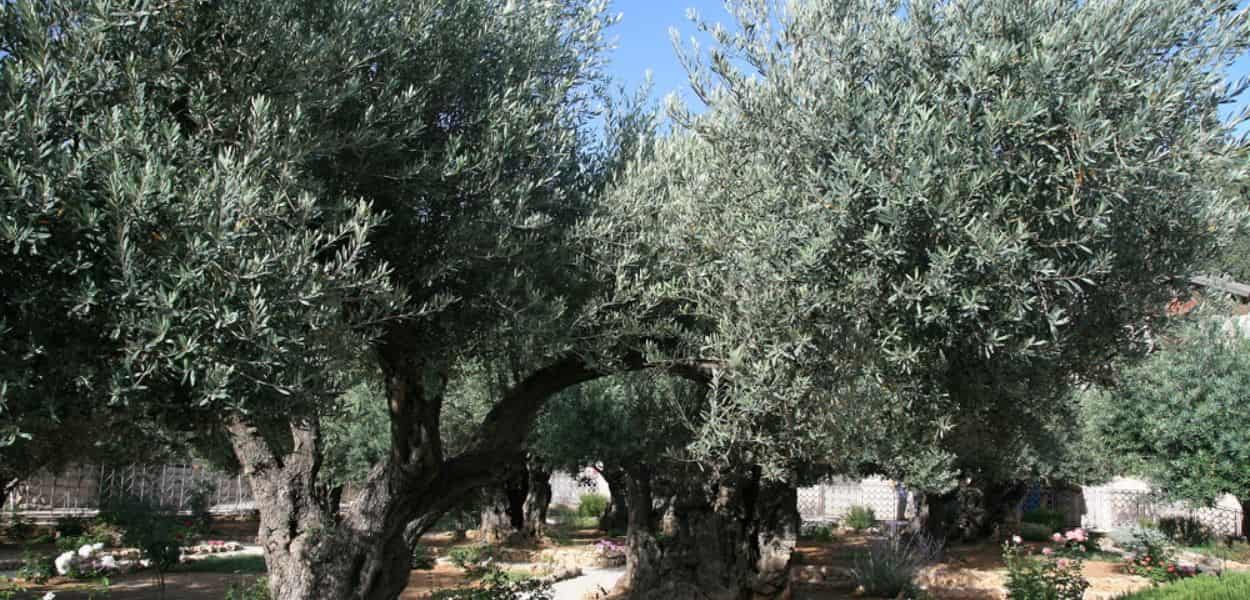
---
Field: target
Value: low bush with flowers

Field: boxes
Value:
[593,539,626,567]
[1002,534,1090,600]
[1045,527,1091,559]
[1121,528,1196,585]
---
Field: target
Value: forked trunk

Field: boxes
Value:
[228,353,606,600]
[619,466,797,600]
[599,466,630,533]
[522,465,552,539]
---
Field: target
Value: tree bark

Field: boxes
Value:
[522,465,551,539]
[228,351,608,600]
[599,465,630,533]
[618,467,797,600]
[980,480,1028,539]
[921,491,960,542]
[1241,496,1249,540]
[615,464,661,595]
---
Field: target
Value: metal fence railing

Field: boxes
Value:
[5,463,253,517]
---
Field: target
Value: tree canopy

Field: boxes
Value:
[584,0,1250,489]
[1086,318,1250,507]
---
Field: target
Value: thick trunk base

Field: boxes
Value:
[618,467,796,600]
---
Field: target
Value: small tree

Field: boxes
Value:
[1086,319,1250,536]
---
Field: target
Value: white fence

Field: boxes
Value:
[6,466,1242,538]
[1078,478,1243,536]
[4,463,253,517]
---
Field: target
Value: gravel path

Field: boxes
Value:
[548,566,625,600]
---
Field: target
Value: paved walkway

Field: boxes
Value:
[549,566,625,600]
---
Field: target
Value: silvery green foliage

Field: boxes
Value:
[585,0,1248,485]
[1086,319,1250,506]
[0,1,404,436]
[1,0,619,431]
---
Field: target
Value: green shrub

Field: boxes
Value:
[844,505,876,532]
[1022,509,1066,533]
[100,495,186,598]
[1,511,34,542]
[186,480,215,535]
[1157,516,1212,547]
[1114,571,1250,599]
[175,554,267,574]
[1003,540,1089,600]
[576,494,608,518]
[428,578,553,600]
[17,547,54,583]
[448,544,504,578]
[851,531,943,598]
[411,544,435,570]
[224,577,272,600]
[801,522,836,543]
[1019,522,1054,542]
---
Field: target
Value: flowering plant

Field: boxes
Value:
[593,539,626,567]
[1120,528,1195,584]
[1002,536,1089,600]
[593,539,625,557]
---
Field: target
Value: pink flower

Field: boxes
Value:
[1052,533,1064,543]
[1042,548,1053,555]
[1064,528,1088,543]
[1057,559,1071,569]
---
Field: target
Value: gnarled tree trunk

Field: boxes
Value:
[228,352,607,600]
[522,464,552,539]
[618,466,798,600]
[599,465,630,533]
[479,465,528,544]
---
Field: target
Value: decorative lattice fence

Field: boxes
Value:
[5,463,253,516]
[1079,485,1242,536]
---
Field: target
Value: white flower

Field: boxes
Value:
[1012,535,1023,544]
[54,551,77,575]
[42,593,57,600]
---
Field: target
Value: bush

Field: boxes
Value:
[17,547,54,583]
[844,505,876,532]
[448,544,504,578]
[1003,539,1089,600]
[801,522,836,543]
[186,480,215,535]
[100,495,187,598]
[411,544,436,570]
[1019,522,1054,543]
[1114,571,1250,599]
[224,577,272,600]
[1157,516,1212,547]
[428,578,553,600]
[851,531,943,598]
[576,494,608,518]
[1119,528,1196,584]
[1022,509,1066,534]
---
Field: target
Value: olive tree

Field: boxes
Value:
[2,1,645,598]
[584,0,1248,594]
[1086,319,1250,537]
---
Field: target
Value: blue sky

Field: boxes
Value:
[606,1,1250,125]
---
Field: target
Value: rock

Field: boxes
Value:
[98,555,117,571]
[55,551,77,575]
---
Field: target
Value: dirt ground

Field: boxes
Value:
[790,535,1249,600]
[7,526,1247,600]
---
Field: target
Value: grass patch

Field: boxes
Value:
[175,554,267,574]
[1114,571,1250,599]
